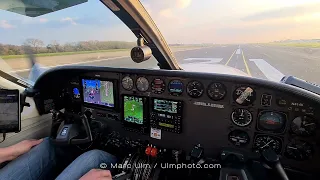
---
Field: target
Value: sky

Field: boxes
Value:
[0,0,320,45]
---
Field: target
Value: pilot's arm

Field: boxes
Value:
[0,139,43,164]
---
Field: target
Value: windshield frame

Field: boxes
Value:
[101,0,181,70]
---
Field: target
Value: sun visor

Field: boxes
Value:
[0,0,88,17]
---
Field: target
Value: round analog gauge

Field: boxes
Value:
[151,78,165,94]
[207,82,227,101]
[253,135,282,153]
[258,111,286,132]
[233,86,256,105]
[136,77,149,92]
[186,80,204,98]
[122,76,134,90]
[228,130,250,146]
[285,139,313,161]
[291,116,316,136]
[231,109,253,127]
[168,80,184,96]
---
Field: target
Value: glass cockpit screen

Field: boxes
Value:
[0,89,20,133]
[153,99,178,114]
[123,96,144,125]
[82,79,114,107]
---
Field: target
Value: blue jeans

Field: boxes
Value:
[0,138,117,180]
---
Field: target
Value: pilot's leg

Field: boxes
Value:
[56,149,117,180]
[0,137,56,180]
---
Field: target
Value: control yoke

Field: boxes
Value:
[261,148,289,180]
[51,113,93,145]
[219,148,289,180]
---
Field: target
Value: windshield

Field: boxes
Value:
[141,0,320,84]
[1,0,320,85]
[0,0,159,85]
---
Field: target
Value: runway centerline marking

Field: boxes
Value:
[236,48,241,55]
[242,51,252,76]
[249,59,284,82]
[225,50,236,66]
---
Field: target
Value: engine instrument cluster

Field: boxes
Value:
[36,67,320,173]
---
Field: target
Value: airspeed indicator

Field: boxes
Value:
[122,76,134,90]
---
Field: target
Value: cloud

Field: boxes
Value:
[242,3,320,21]
[143,0,192,17]
[142,0,192,25]
[39,18,48,23]
[176,0,192,9]
[159,9,173,18]
[0,20,14,29]
[61,17,77,25]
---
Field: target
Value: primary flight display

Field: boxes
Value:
[82,79,114,108]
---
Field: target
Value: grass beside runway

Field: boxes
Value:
[0,49,130,60]
[1,46,206,60]
[266,42,320,48]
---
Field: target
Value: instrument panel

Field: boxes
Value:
[34,66,320,173]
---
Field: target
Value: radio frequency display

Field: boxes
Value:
[154,99,178,114]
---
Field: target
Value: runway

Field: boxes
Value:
[15,44,320,85]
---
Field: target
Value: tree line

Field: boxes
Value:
[0,38,136,56]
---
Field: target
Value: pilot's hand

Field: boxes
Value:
[80,169,112,180]
[6,139,43,160]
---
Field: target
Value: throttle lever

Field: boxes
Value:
[261,148,289,180]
